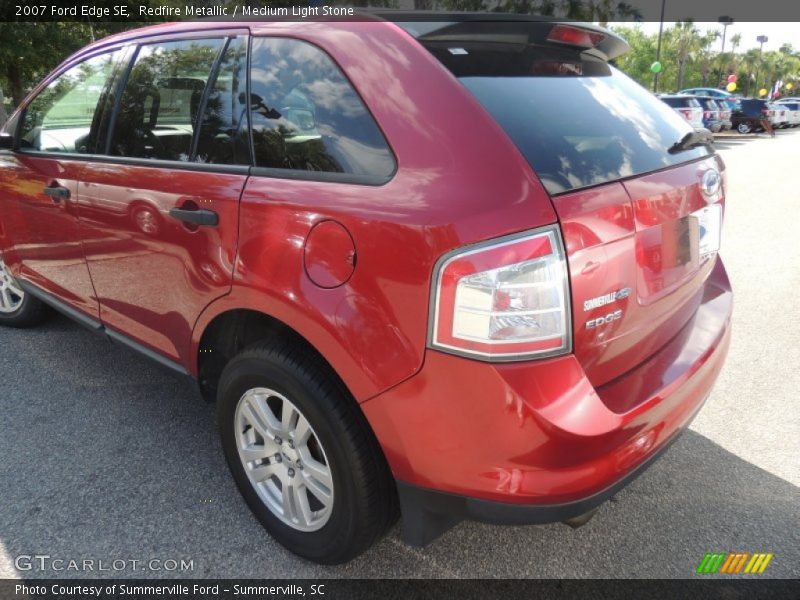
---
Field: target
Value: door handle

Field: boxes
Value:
[169,207,219,227]
[43,185,70,202]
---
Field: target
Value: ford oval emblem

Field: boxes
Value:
[701,168,721,200]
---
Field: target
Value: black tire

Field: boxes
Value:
[217,340,398,564]
[0,279,49,328]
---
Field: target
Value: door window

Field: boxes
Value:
[194,36,250,165]
[109,39,224,162]
[249,37,395,182]
[19,50,124,154]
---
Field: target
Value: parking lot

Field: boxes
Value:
[0,129,798,580]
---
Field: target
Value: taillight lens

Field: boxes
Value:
[430,226,571,361]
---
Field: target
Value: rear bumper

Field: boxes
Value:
[396,421,689,545]
[363,258,732,543]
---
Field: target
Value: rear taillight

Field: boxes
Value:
[547,24,605,48]
[430,226,571,361]
[679,108,692,120]
[704,111,711,119]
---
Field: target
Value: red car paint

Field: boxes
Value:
[0,19,731,521]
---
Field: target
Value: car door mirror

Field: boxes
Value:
[0,132,13,150]
[286,108,317,132]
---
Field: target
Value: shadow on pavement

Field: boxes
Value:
[0,315,797,579]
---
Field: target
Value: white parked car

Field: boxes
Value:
[779,102,800,127]
[767,103,790,128]
[659,94,704,130]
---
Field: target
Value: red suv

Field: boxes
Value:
[0,15,732,564]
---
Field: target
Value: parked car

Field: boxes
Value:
[731,98,771,133]
[0,16,732,564]
[717,104,733,131]
[779,102,800,127]
[768,103,791,128]
[695,96,724,132]
[659,94,705,130]
[679,87,741,111]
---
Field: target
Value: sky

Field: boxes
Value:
[608,22,799,52]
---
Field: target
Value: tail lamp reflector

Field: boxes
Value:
[430,226,571,361]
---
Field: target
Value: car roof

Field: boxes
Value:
[72,12,630,62]
[682,88,731,95]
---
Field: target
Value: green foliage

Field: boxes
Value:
[0,22,130,107]
[611,22,800,96]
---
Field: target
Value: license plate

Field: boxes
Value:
[692,204,722,257]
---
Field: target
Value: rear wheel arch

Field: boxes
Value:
[195,308,352,406]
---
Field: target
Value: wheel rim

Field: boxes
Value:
[0,259,24,314]
[738,123,751,134]
[234,387,334,532]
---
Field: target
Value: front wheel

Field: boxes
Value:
[217,341,398,564]
[0,259,48,328]
[737,122,752,134]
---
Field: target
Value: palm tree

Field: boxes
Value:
[730,33,742,55]
[739,48,762,96]
[697,47,716,87]
[666,21,707,91]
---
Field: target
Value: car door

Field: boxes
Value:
[77,33,251,366]
[0,49,126,317]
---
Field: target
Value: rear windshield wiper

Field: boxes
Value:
[668,130,712,154]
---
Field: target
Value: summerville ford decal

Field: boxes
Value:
[583,287,631,312]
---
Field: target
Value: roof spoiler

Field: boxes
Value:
[370,11,630,61]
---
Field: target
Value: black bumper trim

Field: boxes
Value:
[397,427,686,547]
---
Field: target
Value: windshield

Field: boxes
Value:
[426,43,711,195]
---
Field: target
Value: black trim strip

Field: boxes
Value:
[18,280,103,332]
[104,43,140,155]
[13,152,251,175]
[249,166,390,187]
[106,328,190,376]
[189,37,231,161]
[18,278,191,378]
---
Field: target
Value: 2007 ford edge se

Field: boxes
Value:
[0,14,732,563]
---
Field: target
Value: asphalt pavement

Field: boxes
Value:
[1,130,798,579]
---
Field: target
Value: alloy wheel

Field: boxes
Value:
[234,387,334,532]
[0,259,24,314]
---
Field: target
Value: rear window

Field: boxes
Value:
[425,43,710,194]
[741,100,766,116]
[661,97,698,109]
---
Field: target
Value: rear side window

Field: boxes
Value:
[661,98,683,108]
[19,50,123,154]
[249,37,395,183]
[109,38,224,161]
[426,43,711,195]
[194,36,250,165]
